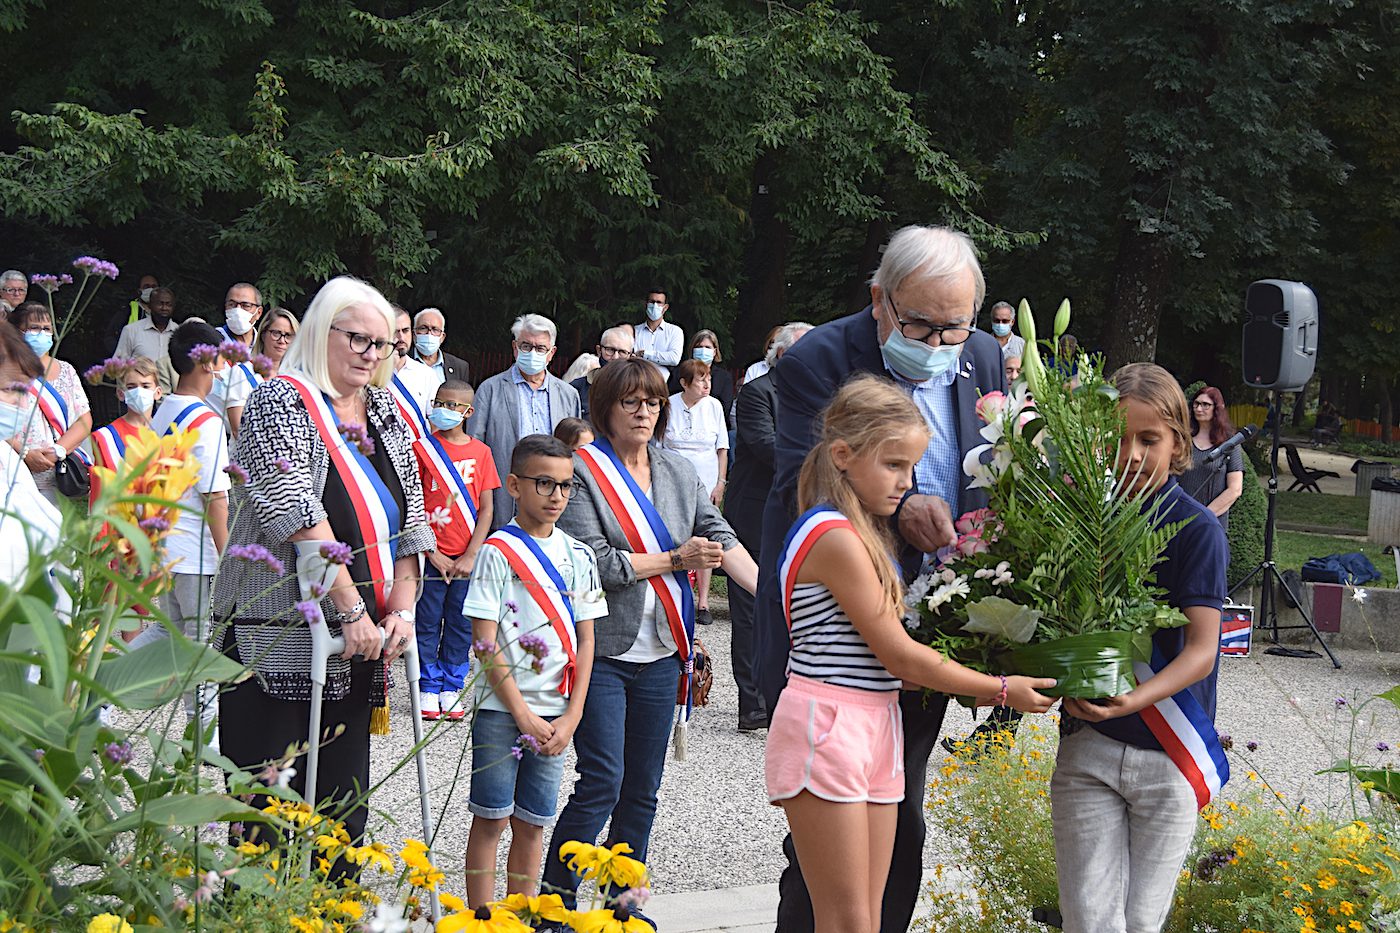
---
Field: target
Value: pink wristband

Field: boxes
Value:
[994,675,1009,707]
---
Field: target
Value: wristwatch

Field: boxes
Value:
[387,608,416,625]
[670,550,685,571]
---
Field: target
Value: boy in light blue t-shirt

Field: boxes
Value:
[461,434,604,907]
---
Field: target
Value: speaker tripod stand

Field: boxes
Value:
[1227,390,1341,668]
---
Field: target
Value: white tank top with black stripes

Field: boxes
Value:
[787,580,900,692]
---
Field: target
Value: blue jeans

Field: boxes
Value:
[415,562,473,694]
[541,654,680,904]
[469,708,568,826]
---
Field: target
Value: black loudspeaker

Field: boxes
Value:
[1242,279,1318,391]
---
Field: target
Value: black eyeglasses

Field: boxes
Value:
[225,299,261,311]
[415,325,445,337]
[598,345,633,359]
[620,396,663,413]
[887,294,975,346]
[432,399,473,413]
[330,325,395,359]
[265,328,294,343]
[515,475,582,498]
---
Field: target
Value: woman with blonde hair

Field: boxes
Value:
[214,275,435,877]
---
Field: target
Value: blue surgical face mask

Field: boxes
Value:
[124,386,156,414]
[414,334,441,357]
[0,398,30,441]
[516,348,549,376]
[692,347,716,364]
[992,322,1013,338]
[880,327,963,383]
[428,406,464,431]
[645,302,665,322]
[24,331,53,357]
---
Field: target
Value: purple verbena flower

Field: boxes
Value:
[296,600,324,626]
[227,543,285,576]
[251,354,275,378]
[83,363,107,383]
[217,340,251,364]
[72,256,120,279]
[29,273,72,294]
[504,599,520,615]
[516,733,542,755]
[510,746,524,761]
[104,741,133,766]
[1217,732,1233,751]
[139,516,171,533]
[31,748,44,763]
[319,541,353,565]
[1336,696,1349,709]
[188,344,222,366]
[1246,740,1259,753]
[616,887,652,910]
[273,457,293,474]
[1379,742,1392,753]
[518,633,550,659]
[472,638,498,656]
[338,422,375,457]
[224,462,250,485]
[310,583,327,599]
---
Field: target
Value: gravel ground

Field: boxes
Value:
[115,596,1400,906]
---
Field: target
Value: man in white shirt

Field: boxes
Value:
[412,306,471,385]
[632,288,683,380]
[392,305,442,416]
[132,320,231,744]
[208,282,268,434]
[989,300,1025,361]
[115,287,178,392]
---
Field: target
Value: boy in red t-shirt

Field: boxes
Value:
[412,380,501,720]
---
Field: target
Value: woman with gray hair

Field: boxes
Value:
[214,275,435,874]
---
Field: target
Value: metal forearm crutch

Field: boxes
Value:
[306,620,441,923]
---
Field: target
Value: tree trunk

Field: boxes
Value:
[1102,224,1175,369]
[845,217,889,314]
[733,150,791,365]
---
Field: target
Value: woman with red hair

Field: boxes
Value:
[1180,385,1245,531]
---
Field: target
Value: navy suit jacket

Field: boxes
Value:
[752,308,1006,709]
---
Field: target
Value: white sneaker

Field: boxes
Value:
[441,690,465,721]
[420,693,441,721]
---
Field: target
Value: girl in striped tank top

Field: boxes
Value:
[765,376,1056,933]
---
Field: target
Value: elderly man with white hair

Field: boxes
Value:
[411,306,470,385]
[752,225,1007,933]
[571,324,635,418]
[467,313,580,529]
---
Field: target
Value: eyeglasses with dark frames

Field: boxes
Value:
[225,299,262,311]
[620,396,664,413]
[515,475,582,498]
[330,325,395,359]
[415,325,445,337]
[265,328,295,343]
[432,399,473,413]
[887,294,976,346]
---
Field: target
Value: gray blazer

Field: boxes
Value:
[557,444,739,659]
[467,367,581,529]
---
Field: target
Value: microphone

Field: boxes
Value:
[1204,424,1257,464]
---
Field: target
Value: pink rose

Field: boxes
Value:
[975,391,1008,425]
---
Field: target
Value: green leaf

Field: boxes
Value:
[95,634,245,710]
[961,596,1042,644]
[1320,761,1400,802]
[1376,686,1400,711]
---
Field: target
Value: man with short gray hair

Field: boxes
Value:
[989,299,1025,361]
[467,314,580,529]
[571,324,635,418]
[411,306,470,385]
[755,225,1010,933]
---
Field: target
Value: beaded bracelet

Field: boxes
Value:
[330,599,368,626]
[994,674,1009,708]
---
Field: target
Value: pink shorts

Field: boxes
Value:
[764,675,904,805]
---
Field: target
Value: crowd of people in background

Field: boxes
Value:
[0,225,1240,933]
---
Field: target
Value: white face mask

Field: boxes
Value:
[140,287,154,303]
[645,302,665,322]
[225,307,254,336]
[124,386,156,414]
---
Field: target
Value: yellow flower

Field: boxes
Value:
[569,907,653,933]
[236,840,268,858]
[436,905,531,933]
[289,917,324,933]
[86,917,133,933]
[440,892,468,914]
[559,841,648,890]
[497,892,570,923]
[346,841,394,874]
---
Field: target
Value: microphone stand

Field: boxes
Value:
[1226,390,1341,668]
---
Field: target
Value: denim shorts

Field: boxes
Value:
[469,707,568,826]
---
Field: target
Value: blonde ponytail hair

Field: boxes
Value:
[797,374,930,618]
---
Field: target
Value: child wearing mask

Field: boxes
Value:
[89,356,162,506]
[411,379,500,721]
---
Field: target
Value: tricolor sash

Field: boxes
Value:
[576,438,695,707]
[91,423,129,471]
[413,433,478,536]
[163,400,220,438]
[234,362,262,393]
[389,372,430,440]
[777,505,854,631]
[1134,649,1230,811]
[279,374,400,615]
[485,524,578,696]
[28,379,88,462]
